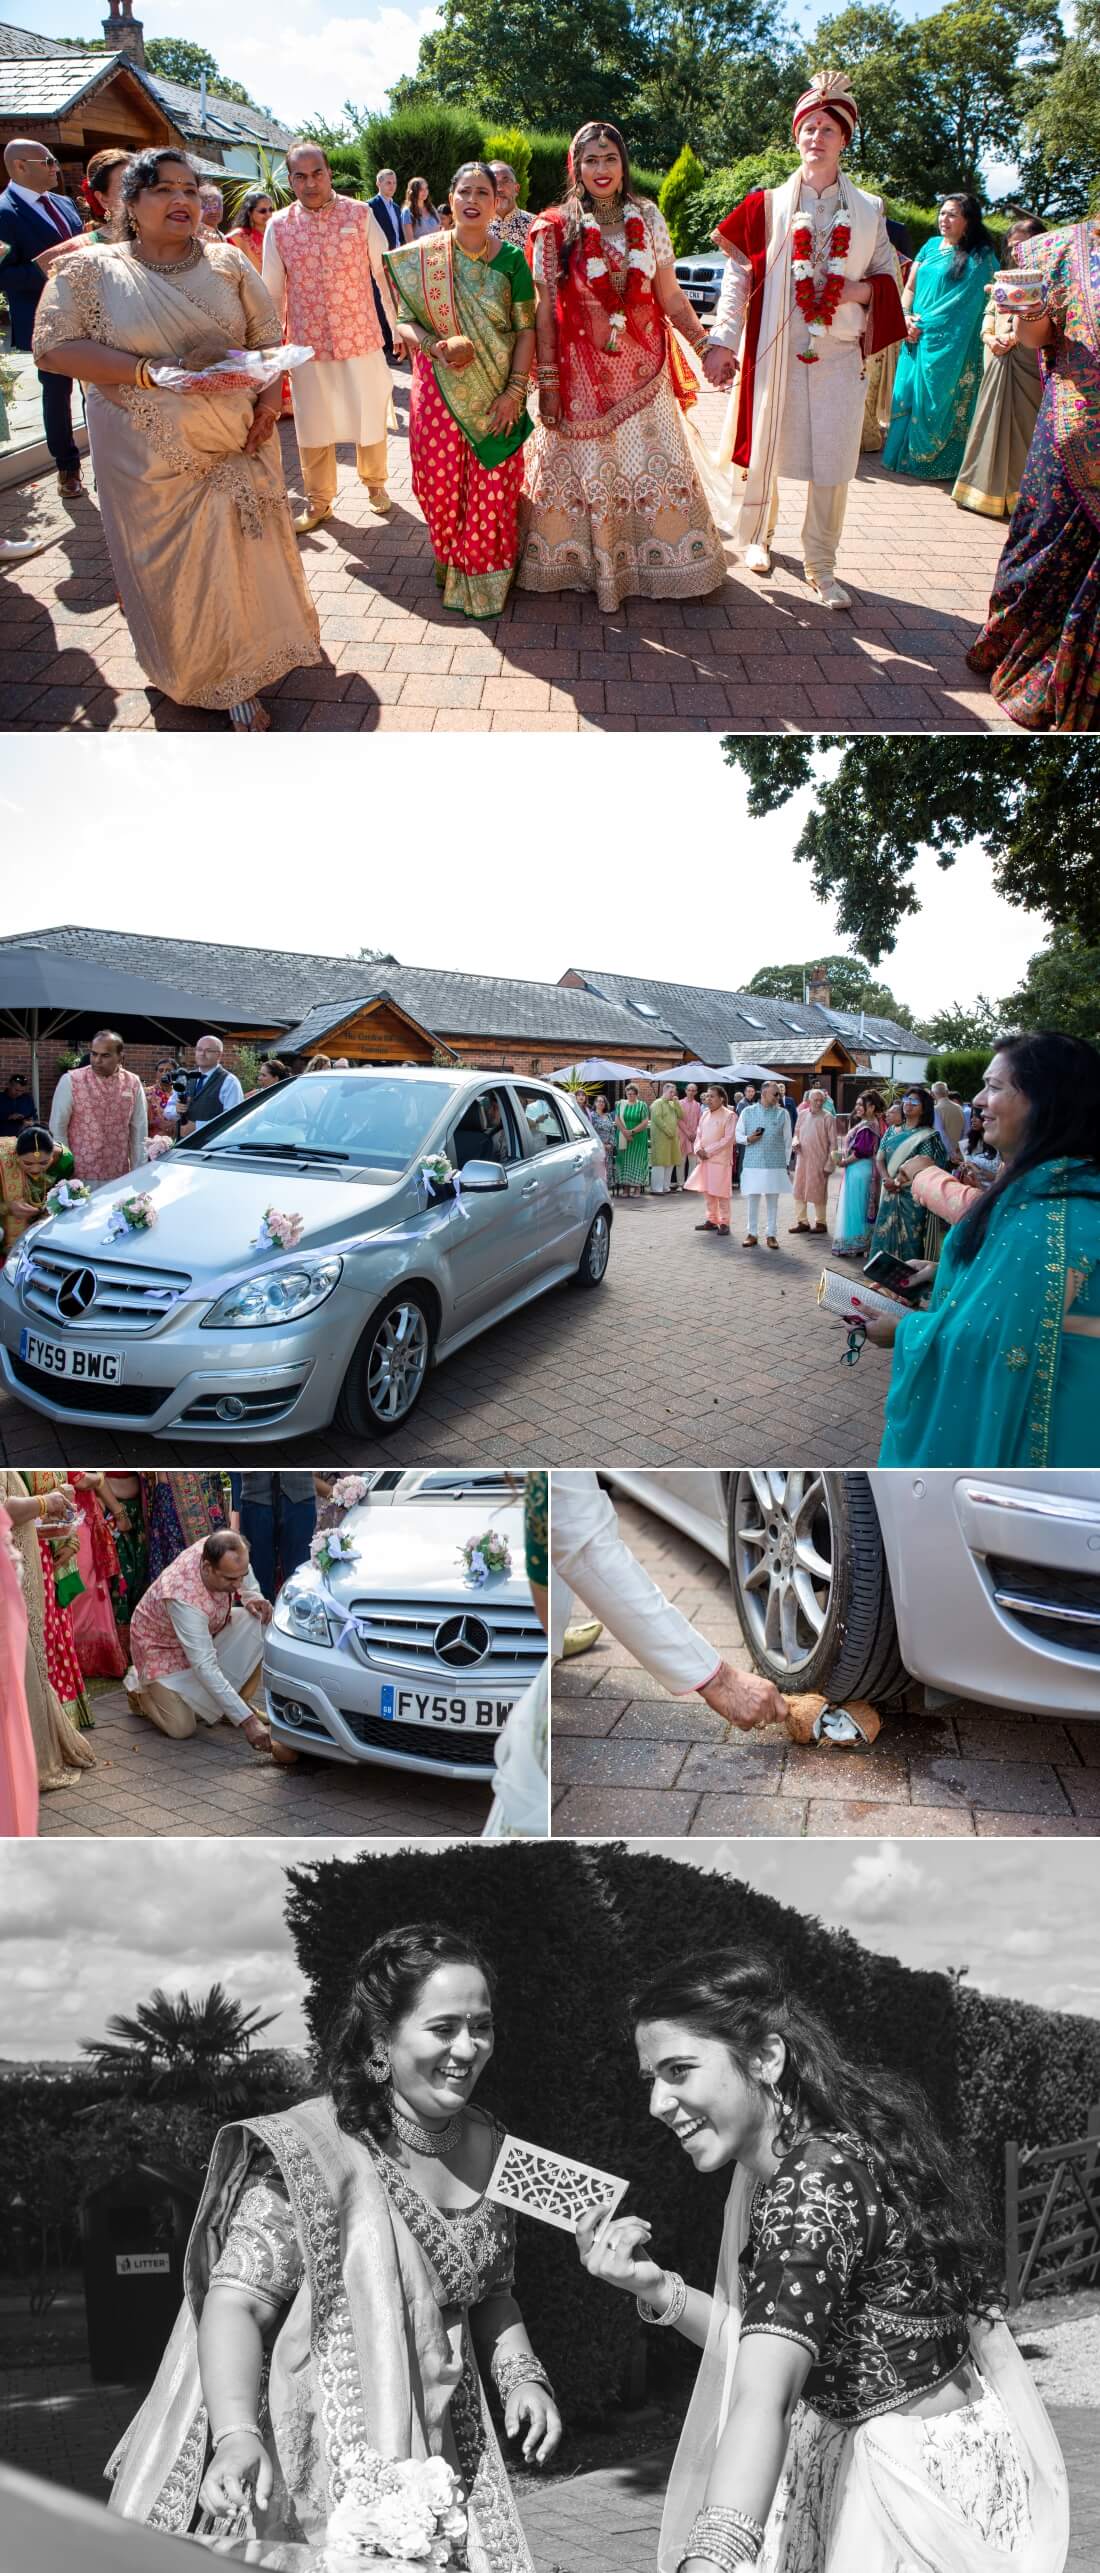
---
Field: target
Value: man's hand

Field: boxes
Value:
[839,278,871,306]
[698,1660,788,1730]
[243,1596,274,1625]
[703,343,737,389]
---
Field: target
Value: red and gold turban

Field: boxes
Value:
[791,71,859,145]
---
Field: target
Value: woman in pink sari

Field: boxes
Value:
[69,1470,127,1681]
[685,1086,739,1237]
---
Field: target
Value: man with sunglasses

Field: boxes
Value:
[0,137,84,492]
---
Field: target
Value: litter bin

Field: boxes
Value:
[81,2159,199,2384]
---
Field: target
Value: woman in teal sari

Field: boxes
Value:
[386,162,535,618]
[884,195,998,481]
[863,1037,1100,1466]
[867,1086,950,1264]
[108,1924,558,2569]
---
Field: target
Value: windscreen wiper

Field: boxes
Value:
[213,1141,350,1162]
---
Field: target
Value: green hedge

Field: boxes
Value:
[660,145,706,256]
[327,143,365,198]
[679,158,1023,258]
[484,126,531,207]
[925,1048,991,1094]
[357,105,487,211]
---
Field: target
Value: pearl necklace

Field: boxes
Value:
[390,2101,465,2157]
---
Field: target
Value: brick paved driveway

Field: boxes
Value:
[551,1497,1100,1840]
[40,1681,490,1839]
[0,376,1014,733]
[0,1180,889,1471]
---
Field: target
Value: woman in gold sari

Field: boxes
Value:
[386,161,535,618]
[0,1471,95,1791]
[108,1925,559,2569]
[33,148,321,729]
[0,1127,73,1256]
[953,215,1044,520]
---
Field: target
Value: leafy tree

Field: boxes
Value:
[913,0,1064,191]
[812,3,952,197]
[81,1982,279,2110]
[143,36,260,109]
[1023,0,1100,212]
[923,997,1005,1048]
[1000,930,1100,1045]
[401,0,643,131]
[746,956,922,1025]
[722,738,1100,962]
[660,144,706,252]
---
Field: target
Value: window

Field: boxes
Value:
[448,1087,521,1169]
[514,1086,569,1152]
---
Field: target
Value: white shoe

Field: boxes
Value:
[806,570,851,609]
[743,542,772,575]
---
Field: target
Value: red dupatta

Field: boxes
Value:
[532,209,697,438]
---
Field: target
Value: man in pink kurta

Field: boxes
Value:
[263,142,398,534]
[684,1090,739,1234]
[128,1531,288,1757]
[791,1089,833,1231]
[50,1029,147,1183]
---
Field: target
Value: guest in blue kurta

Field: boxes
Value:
[860,1036,1100,1467]
[884,194,998,482]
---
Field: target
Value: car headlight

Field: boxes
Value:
[203,1256,343,1330]
[272,1580,338,1647]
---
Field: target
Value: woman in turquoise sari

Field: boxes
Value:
[108,1924,558,2569]
[831,1088,885,1257]
[867,1086,950,1264]
[862,1036,1100,1466]
[884,195,998,481]
[386,162,535,618]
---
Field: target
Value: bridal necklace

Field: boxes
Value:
[390,2099,465,2157]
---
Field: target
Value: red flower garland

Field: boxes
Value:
[791,216,851,363]
[577,208,652,312]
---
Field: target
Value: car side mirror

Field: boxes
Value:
[460,1160,508,1192]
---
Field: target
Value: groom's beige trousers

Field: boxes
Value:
[739,478,848,579]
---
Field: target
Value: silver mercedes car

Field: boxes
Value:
[264,1468,545,1784]
[0,1069,611,1441]
[602,1468,1100,1716]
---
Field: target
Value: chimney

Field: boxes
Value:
[102,0,146,68]
[806,963,831,1010]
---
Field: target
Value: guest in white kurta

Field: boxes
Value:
[263,142,398,533]
[705,71,904,608]
[549,1470,786,1724]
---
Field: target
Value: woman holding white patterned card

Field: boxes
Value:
[577,1950,1068,2573]
[106,1924,558,2566]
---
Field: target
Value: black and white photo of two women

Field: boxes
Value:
[0,1832,1094,2573]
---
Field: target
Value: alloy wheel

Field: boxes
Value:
[365,1301,430,1423]
[731,1469,836,1674]
[587,1212,610,1279]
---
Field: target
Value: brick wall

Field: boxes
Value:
[0,1035,257,1123]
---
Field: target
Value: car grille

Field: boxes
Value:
[21,1245,192,1334]
[338,1707,498,1771]
[344,1594,546,1685]
[9,1355,169,1416]
[988,1556,1100,1657]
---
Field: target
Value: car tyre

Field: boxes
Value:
[726,1469,907,1703]
[335,1289,435,1438]
[573,1207,611,1289]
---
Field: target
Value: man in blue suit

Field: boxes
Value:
[367,166,402,360]
[0,136,84,491]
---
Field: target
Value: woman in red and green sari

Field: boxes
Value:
[386,162,535,618]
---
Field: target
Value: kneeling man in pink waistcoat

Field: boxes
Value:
[126,1530,295,1761]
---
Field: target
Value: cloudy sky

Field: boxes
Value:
[4,738,1043,1021]
[0,1838,1090,2064]
[15,0,958,130]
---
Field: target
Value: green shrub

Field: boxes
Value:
[660,145,706,255]
[357,105,487,211]
[525,128,572,210]
[633,164,668,205]
[688,149,800,248]
[327,143,365,198]
[484,125,531,206]
[926,1048,991,1094]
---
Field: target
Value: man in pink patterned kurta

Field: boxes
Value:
[50,1030,147,1183]
[128,1530,291,1757]
[263,142,398,535]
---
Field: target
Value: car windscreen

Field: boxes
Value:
[199,1077,457,1173]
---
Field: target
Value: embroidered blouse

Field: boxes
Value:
[739,2129,969,2424]
[210,2139,516,2312]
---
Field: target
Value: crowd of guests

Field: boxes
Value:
[7,67,1093,727]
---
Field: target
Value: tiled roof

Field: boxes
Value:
[0,20,291,146]
[277,995,459,1058]
[567,967,926,1064]
[0,20,69,55]
[0,928,685,1051]
[149,70,292,149]
[0,47,174,121]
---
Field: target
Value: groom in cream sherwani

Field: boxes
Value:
[704,71,905,608]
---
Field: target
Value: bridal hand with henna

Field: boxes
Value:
[199,2428,273,2518]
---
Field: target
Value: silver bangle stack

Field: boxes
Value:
[637,2269,688,2327]
[211,2421,262,2449]
[681,2504,766,2568]
[491,2349,555,2402]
